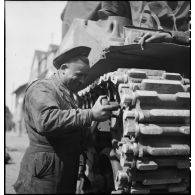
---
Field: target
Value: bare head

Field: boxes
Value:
[58,56,90,93]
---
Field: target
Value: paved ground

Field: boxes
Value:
[5,131,29,194]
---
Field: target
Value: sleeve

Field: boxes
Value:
[170,30,190,46]
[98,1,131,19]
[27,82,93,136]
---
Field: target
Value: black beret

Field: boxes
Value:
[53,46,91,69]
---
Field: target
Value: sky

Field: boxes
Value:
[5,1,67,112]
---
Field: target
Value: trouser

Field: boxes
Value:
[13,146,80,194]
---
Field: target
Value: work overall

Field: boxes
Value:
[14,73,92,194]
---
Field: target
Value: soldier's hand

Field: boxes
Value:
[138,32,172,50]
[91,95,119,122]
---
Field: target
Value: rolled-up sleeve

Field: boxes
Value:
[26,82,93,136]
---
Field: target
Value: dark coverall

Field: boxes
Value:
[13,73,93,194]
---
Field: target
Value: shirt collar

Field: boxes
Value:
[51,72,79,107]
[52,72,71,95]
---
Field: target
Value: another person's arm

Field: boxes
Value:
[138,30,190,49]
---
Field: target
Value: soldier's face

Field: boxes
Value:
[61,59,90,92]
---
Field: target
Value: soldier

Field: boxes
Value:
[99,1,190,47]
[13,46,119,194]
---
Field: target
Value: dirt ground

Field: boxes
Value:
[5,131,29,194]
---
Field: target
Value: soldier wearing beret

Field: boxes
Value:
[14,46,118,194]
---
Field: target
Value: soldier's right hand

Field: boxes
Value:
[91,95,119,122]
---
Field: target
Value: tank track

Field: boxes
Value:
[78,68,190,194]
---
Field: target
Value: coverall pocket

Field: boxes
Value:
[33,152,55,179]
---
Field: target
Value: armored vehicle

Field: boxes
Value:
[58,6,190,193]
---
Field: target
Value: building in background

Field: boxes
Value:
[12,83,28,136]
[45,44,59,77]
[29,50,47,83]
[29,44,58,83]
[12,44,59,136]
[5,105,15,132]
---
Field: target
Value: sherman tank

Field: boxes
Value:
[58,10,190,194]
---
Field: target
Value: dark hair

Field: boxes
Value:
[66,55,89,65]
